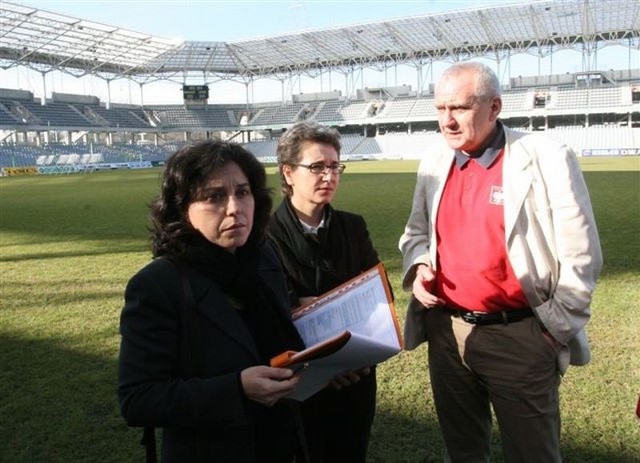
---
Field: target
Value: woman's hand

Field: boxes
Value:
[329,367,371,390]
[298,296,317,306]
[240,365,300,407]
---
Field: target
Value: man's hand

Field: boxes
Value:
[412,264,445,309]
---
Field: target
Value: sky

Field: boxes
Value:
[14,0,512,42]
[3,0,639,105]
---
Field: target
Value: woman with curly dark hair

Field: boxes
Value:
[118,140,306,462]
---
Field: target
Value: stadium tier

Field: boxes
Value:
[0,70,640,167]
[1,76,638,131]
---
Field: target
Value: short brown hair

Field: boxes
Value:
[276,121,341,196]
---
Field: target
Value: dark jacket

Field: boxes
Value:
[266,198,380,463]
[117,244,303,462]
[267,198,380,304]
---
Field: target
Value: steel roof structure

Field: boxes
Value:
[1,0,638,84]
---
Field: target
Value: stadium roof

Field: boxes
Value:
[1,0,638,82]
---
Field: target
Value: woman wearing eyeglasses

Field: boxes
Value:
[267,121,381,463]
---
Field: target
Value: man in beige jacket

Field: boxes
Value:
[399,61,602,462]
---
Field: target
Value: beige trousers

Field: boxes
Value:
[424,307,562,463]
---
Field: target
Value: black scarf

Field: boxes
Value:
[270,198,341,292]
[181,235,302,363]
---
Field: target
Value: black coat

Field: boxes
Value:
[118,244,304,462]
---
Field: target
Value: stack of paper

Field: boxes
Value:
[271,264,403,401]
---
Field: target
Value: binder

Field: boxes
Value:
[271,263,403,401]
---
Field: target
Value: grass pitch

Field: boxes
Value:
[1,157,638,462]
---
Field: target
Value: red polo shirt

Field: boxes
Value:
[435,129,528,313]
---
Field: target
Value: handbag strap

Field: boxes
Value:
[175,258,202,377]
[141,426,157,463]
[142,256,202,463]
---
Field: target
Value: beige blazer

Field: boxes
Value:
[399,126,603,373]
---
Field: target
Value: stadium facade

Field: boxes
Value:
[0,0,638,174]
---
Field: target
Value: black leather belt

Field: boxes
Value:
[445,307,534,326]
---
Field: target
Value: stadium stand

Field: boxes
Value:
[248,103,306,127]
[0,0,638,174]
[90,105,152,130]
[378,97,418,120]
[241,139,278,161]
[1,77,639,167]
[314,100,345,123]
[146,105,237,129]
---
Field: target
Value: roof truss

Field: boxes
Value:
[1,0,638,83]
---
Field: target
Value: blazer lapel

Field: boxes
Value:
[430,150,455,225]
[503,131,533,241]
[194,281,261,361]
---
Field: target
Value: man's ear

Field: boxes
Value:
[491,96,502,118]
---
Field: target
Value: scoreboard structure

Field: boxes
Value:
[182,85,209,102]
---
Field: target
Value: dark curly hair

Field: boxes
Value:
[149,140,272,257]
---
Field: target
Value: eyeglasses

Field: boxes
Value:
[291,162,346,175]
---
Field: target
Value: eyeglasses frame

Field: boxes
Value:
[289,162,346,175]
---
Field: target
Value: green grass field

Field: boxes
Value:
[1,157,639,462]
